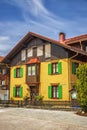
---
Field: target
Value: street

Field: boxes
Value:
[0,108,87,130]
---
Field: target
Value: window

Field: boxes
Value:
[48,85,62,99]
[14,68,23,78]
[16,87,20,97]
[13,86,23,98]
[2,69,6,75]
[45,44,51,58]
[16,68,20,78]
[28,65,35,76]
[2,80,5,85]
[72,62,79,74]
[52,63,58,74]
[21,50,26,61]
[37,46,43,56]
[52,86,59,98]
[27,48,33,57]
[48,62,62,75]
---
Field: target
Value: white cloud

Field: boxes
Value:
[0,36,10,41]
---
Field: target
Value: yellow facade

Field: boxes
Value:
[40,58,83,101]
[40,59,69,101]
[10,65,29,100]
[10,58,83,101]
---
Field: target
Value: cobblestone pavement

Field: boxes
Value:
[0,108,87,130]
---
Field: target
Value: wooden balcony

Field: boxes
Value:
[26,64,40,85]
[26,75,40,85]
[0,85,9,90]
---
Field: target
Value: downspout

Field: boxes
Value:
[68,51,79,100]
[70,51,78,59]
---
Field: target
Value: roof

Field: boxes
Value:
[2,32,87,63]
[26,58,40,64]
[65,34,87,44]
[0,56,4,62]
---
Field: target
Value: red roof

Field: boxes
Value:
[65,34,87,44]
[0,56,4,62]
[26,58,40,64]
[2,32,87,63]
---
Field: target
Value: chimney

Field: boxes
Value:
[59,32,65,43]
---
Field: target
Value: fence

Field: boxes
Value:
[0,100,23,107]
[0,100,80,110]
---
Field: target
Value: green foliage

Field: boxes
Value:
[76,64,87,112]
[35,95,44,101]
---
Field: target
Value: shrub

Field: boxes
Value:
[35,95,44,101]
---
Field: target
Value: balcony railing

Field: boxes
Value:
[0,85,9,90]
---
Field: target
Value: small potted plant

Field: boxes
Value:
[35,95,44,105]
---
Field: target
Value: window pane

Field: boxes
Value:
[53,64,55,74]
[21,50,26,61]
[16,68,20,77]
[2,69,6,75]
[57,88,59,98]
[16,87,20,97]
[52,86,58,98]
[27,48,33,57]
[45,44,51,58]
[2,80,5,85]
[52,63,58,74]
[56,63,58,73]
[32,66,35,75]
[28,66,31,76]
[53,87,56,98]
[37,46,43,56]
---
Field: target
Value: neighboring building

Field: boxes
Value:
[0,56,10,100]
[2,32,87,101]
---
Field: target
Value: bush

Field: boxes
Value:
[35,95,44,101]
[76,64,87,112]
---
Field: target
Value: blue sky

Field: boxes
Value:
[0,0,87,56]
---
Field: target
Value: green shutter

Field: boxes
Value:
[72,62,75,74]
[58,62,62,74]
[48,63,52,75]
[13,86,16,97]
[20,87,23,97]
[20,68,23,77]
[58,85,62,99]
[14,68,16,78]
[48,86,52,98]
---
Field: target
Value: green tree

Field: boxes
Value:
[76,64,87,112]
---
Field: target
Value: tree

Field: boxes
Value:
[76,64,87,112]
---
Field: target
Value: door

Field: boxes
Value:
[30,86,38,102]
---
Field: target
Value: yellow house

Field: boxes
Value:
[2,32,87,101]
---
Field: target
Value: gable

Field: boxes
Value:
[2,32,87,65]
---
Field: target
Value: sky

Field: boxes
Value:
[0,0,87,56]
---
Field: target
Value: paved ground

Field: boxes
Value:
[0,108,87,130]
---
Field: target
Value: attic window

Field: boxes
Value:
[45,44,51,58]
[21,50,26,61]
[27,48,33,57]
[37,46,43,56]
